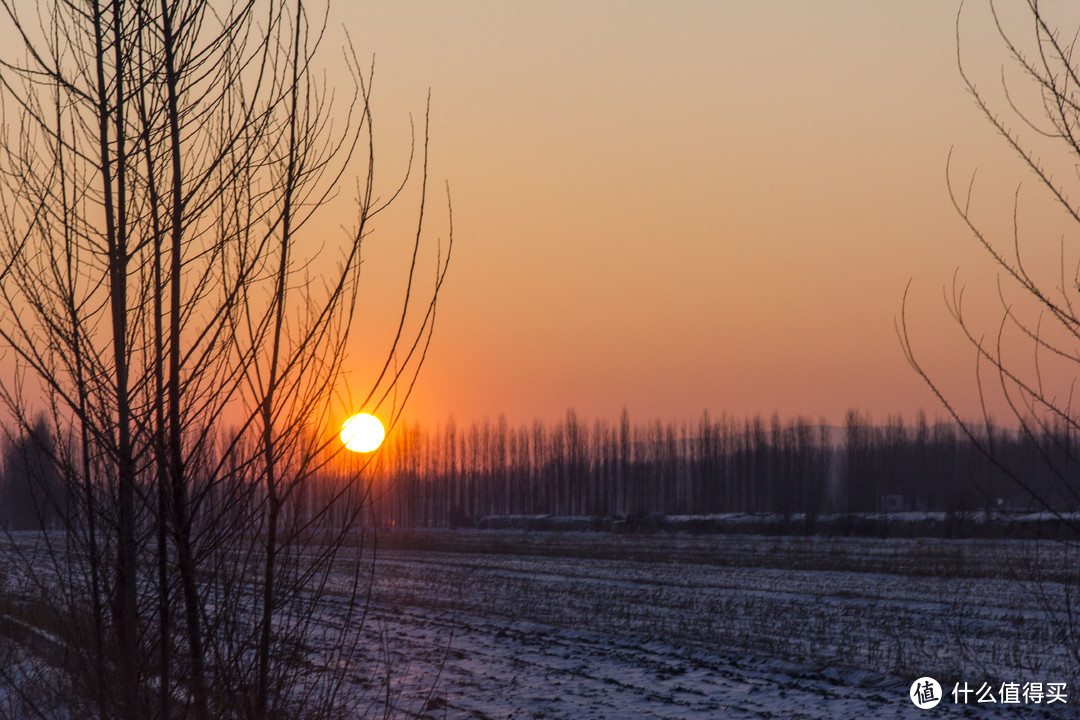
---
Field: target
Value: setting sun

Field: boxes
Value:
[340,413,385,453]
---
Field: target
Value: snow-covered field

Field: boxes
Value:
[2,529,1078,718]
[337,530,1080,719]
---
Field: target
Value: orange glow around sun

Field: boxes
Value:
[340,413,385,453]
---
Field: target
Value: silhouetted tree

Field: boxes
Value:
[900,0,1080,520]
[0,416,63,531]
[0,0,450,717]
[897,0,1080,677]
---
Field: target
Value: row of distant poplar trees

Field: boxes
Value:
[367,409,1055,528]
[4,409,1071,532]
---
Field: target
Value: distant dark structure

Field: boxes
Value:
[0,417,64,531]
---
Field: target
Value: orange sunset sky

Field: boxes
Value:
[320,1,1080,428]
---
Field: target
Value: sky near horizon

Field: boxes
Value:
[5,1,1071,432]
[321,0,1080,429]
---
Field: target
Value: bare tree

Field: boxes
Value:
[898,0,1080,682]
[0,0,451,718]
[899,0,1080,522]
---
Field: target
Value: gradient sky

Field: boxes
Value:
[323,1,1080,428]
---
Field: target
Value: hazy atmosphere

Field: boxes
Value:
[2,2,1080,719]
[332,0,1080,427]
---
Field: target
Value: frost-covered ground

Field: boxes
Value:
[2,529,1078,718]
[335,530,1079,719]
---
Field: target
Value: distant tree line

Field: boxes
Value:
[369,409,1076,528]
[3,409,1077,533]
[0,416,63,531]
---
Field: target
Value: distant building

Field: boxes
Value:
[879,493,935,513]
